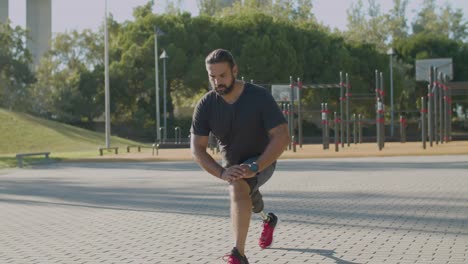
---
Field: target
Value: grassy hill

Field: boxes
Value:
[0,109,143,166]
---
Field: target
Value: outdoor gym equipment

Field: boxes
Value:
[277,72,353,152]
[375,70,385,151]
[421,96,427,149]
[321,103,330,150]
[400,115,407,143]
[425,66,452,148]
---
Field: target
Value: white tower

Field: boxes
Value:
[26,0,52,67]
[0,0,8,24]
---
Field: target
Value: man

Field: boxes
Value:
[190,49,290,264]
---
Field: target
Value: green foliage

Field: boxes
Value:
[99,7,388,135]
[0,22,34,111]
[344,0,467,116]
[386,0,410,42]
[345,0,467,48]
[2,0,467,141]
[23,6,388,136]
[29,29,104,123]
[216,0,315,23]
[411,0,467,42]
[345,0,390,51]
[197,0,225,16]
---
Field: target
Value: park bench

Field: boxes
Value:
[145,142,191,156]
[156,142,190,149]
[126,145,159,156]
[98,147,119,156]
[16,152,51,168]
[126,145,142,152]
[155,143,190,154]
[126,143,190,156]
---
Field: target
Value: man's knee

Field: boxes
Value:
[229,180,251,202]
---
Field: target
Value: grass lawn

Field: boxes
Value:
[2,108,467,169]
[0,108,145,168]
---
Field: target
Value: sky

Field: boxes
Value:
[6,0,468,34]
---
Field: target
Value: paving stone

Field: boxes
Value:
[0,156,467,263]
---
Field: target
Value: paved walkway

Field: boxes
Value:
[1,155,467,264]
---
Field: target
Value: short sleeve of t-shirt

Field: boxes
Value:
[260,89,287,131]
[190,93,211,136]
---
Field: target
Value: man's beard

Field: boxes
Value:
[214,78,235,96]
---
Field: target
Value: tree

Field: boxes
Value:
[441,5,467,42]
[386,0,409,42]
[197,0,224,16]
[412,0,439,35]
[295,0,315,22]
[215,0,315,23]
[345,0,388,51]
[19,3,396,138]
[107,7,387,123]
[412,0,467,42]
[165,0,182,14]
[397,33,465,80]
[394,33,468,116]
[30,29,104,122]
[0,22,34,111]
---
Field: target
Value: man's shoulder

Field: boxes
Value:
[197,90,216,105]
[245,83,270,96]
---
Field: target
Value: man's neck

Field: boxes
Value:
[222,80,245,104]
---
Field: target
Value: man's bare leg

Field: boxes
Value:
[229,180,252,256]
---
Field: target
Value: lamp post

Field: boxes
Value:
[160,49,169,143]
[387,47,395,137]
[104,0,111,148]
[154,27,160,143]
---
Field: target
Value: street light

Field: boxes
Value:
[104,0,111,148]
[154,27,165,143]
[160,49,169,143]
[154,27,160,143]
[387,47,394,137]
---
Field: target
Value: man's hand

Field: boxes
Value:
[221,165,248,182]
[240,164,256,179]
[221,164,257,182]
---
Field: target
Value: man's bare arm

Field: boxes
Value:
[190,133,245,181]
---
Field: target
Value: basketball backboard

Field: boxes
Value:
[415,58,453,82]
[271,84,297,102]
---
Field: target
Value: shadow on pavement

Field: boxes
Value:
[26,157,468,172]
[2,157,467,239]
[0,177,466,237]
[269,247,361,264]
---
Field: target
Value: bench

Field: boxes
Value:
[126,145,142,152]
[127,145,159,156]
[156,143,190,149]
[98,147,119,156]
[16,152,51,168]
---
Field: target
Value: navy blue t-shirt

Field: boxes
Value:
[191,83,287,167]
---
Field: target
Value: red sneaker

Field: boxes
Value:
[258,213,278,249]
[222,247,249,264]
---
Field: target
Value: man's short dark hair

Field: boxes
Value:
[205,49,236,69]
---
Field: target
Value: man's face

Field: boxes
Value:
[206,62,237,96]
